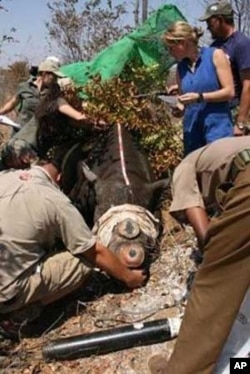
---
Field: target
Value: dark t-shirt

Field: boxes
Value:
[211,31,250,106]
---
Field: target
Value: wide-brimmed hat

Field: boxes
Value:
[199,2,233,21]
[38,60,65,78]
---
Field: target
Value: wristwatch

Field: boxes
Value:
[236,122,246,131]
[197,93,204,103]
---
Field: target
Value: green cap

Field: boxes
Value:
[199,2,233,21]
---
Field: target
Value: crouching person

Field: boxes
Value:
[0,144,146,340]
[0,139,38,170]
[149,136,250,374]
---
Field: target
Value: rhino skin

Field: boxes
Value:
[62,124,169,268]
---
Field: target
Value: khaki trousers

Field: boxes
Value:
[0,251,92,314]
[167,167,250,374]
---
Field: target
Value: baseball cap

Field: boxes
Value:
[199,2,233,21]
[38,60,65,78]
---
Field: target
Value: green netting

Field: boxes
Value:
[60,4,186,86]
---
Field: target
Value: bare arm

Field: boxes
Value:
[237,69,250,123]
[58,98,88,122]
[83,241,146,289]
[185,207,210,249]
[58,98,107,127]
[170,155,209,248]
[0,95,19,115]
[207,48,235,101]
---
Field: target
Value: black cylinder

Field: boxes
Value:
[42,318,179,361]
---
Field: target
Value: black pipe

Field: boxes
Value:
[42,318,181,361]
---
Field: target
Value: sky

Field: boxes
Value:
[0,0,205,68]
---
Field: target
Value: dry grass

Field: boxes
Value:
[1,218,198,374]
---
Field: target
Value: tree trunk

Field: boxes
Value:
[134,0,139,26]
[142,0,148,23]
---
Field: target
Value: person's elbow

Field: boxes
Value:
[225,85,235,101]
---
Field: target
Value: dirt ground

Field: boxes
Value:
[0,210,199,374]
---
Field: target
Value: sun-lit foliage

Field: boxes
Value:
[64,64,183,177]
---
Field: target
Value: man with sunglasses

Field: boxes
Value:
[199,2,250,136]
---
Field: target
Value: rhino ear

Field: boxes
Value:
[150,177,170,192]
[81,161,98,182]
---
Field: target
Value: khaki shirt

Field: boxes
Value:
[13,97,68,149]
[0,166,96,302]
[170,136,250,223]
[16,78,47,127]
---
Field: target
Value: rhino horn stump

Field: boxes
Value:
[117,242,145,268]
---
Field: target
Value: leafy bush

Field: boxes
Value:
[64,64,183,177]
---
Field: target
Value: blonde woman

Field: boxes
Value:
[164,21,234,155]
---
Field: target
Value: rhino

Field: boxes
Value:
[62,124,169,269]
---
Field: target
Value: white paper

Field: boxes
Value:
[215,289,250,374]
[158,95,179,107]
[0,115,21,129]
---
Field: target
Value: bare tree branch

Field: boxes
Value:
[46,0,132,63]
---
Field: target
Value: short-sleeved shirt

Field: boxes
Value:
[15,78,42,126]
[211,31,250,106]
[12,97,68,151]
[0,166,96,302]
[169,136,250,223]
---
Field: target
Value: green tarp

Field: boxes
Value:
[60,4,186,86]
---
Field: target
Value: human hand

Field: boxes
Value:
[125,268,148,289]
[171,102,185,118]
[96,119,107,126]
[234,125,244,137]
[93,118,109,130]
[178,92,200,105]
[166,84,178,95]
